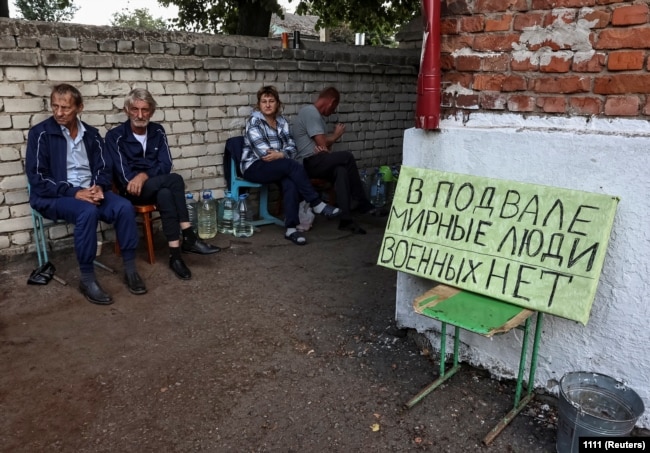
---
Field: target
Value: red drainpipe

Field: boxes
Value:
[415,0,441,130]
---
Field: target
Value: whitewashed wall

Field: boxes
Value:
[397,112,650,428]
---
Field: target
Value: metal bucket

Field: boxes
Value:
[556,371,645,453]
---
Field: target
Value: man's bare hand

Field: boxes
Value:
[333,123,346,140]
[314,144,330,154]
[89,185,104,203]
[75,186,103,205]
[126,172,149,197]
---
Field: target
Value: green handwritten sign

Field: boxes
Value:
[378,166,619,324]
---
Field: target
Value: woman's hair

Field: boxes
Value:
[51,83,83,107]
[124,88,157,113]
[256,85,283,115]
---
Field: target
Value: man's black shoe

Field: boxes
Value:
[169,257,192,280]
[79,280,113,305]
[124,272,147,295]
[182,239,221,255]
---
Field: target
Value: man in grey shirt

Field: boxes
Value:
[291,87,374,234]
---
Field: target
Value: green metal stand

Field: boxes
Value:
[406,285,545,445]
[483,312,544,445]
[405,324,461,408]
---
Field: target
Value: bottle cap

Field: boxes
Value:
[380,165,393,181]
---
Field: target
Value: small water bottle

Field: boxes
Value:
[198,190,217,239]
[370,171,386,208]
[185,192,198,234]
[218,191,235,235]
[233,193,254,238]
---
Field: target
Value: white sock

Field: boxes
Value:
[286,227,297,237]
[312,202,327,214]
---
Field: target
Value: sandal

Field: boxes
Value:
[338,220,366,235]
[285,231,307,245]
[317,204,341,219]
[361,207,388,217]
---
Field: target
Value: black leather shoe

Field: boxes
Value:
[124,272,147,295]
[79,280,113,305]
[169,257,192,280]
[182,239,221,255]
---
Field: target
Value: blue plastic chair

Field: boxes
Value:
[224,136,283,227]
[27,182,115,283]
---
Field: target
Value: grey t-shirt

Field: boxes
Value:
[290,104,326,163]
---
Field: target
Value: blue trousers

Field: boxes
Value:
[40,191,138,274]
[243,159,321,228]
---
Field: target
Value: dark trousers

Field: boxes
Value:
[244,159,321,229]
[43,191,138,273]
[126,173,188,242]
[303,151,370,220]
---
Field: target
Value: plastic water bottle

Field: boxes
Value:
[198,190,217,239]
[185,192,198,234]
[390,165,400,202]
[218,191,235,235]
[379,165,394,205]
[370,171,386,208]
[233,193,253,238]
[360,169,371,200]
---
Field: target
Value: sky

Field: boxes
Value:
[9,0,297,26]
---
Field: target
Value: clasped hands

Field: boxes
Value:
[75,185,105,205]
[261,149,285,162]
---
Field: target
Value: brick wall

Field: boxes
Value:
[437,0,650,117]
[0,19,418,259]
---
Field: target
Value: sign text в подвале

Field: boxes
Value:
[378,166,619,325]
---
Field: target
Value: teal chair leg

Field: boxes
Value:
[30,206,115,285]
[31,207,49,267]
[255,185,284,227]
[230,177,283,227]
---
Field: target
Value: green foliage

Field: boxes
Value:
[157,0,282,35]
[14,0,79,22]
[296,0,420,46]
[110,8,168,31]
[156,0,418,43]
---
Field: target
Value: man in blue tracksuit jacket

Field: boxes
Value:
[106,88,219,281]
[25,83,146,305]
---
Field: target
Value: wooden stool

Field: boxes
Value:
[114,204,159,264]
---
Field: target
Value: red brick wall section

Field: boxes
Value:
[441,0,650,118]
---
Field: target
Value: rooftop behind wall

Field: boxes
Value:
[0,19,419,259]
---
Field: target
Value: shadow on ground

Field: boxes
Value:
[1,213,561,452]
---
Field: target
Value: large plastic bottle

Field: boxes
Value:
[360,169,371,201]
[185,192,198,234]
[198,190,217,239]
[390,165,400,202]
[233,193,253,238]
[380,165,394,205]
[218,191,235,235]
[370,171,386,208]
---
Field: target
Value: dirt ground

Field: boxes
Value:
[1,212,563,452]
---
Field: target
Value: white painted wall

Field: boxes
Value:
[397,112,650,428]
